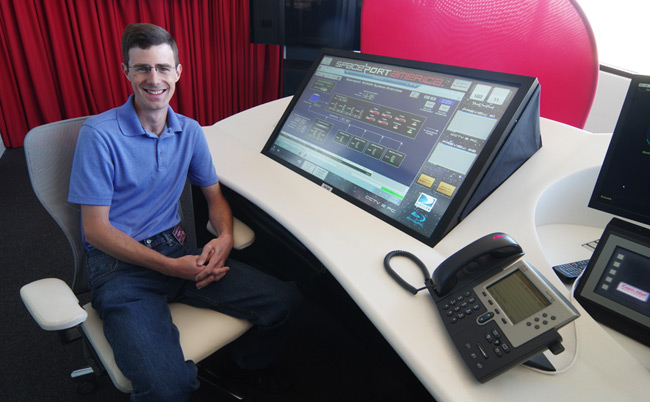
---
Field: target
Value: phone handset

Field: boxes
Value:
[429,233,524,296]
[384,233,523,296]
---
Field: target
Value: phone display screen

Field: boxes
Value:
[487,270,550,324]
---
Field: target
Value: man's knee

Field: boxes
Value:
[266,281,303,331]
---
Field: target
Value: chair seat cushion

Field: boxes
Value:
[207,217,255,250]
[81,302,252,393]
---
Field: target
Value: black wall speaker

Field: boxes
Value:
[250,0,285,45]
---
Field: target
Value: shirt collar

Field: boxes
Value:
[116,94,182,138]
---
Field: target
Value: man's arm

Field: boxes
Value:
[203,182,234,249]
[192,182,234,289]
[81,204,208,281]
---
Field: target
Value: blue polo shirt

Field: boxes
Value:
[68,95,219,249]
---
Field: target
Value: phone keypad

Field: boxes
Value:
[442,290,482,323]
[439,289,518,376]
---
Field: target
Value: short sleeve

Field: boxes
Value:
[68,124,115,206]
[187,123,219,187]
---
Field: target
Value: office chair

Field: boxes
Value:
[19,116,253,395]
[360,0,599,128]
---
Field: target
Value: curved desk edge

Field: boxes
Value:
[203,101,650,402]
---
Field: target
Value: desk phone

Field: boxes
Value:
[427,233,580,382]
[385,233,580,382]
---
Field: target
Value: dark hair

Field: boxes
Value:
[121,23,179,66]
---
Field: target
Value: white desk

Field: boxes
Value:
[204,97,650,401]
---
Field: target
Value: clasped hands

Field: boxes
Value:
[174,236,232,289]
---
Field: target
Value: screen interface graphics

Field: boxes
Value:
[595,246,650,318]
[266,54,519,239]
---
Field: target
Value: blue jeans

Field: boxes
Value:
[86,228,302,402]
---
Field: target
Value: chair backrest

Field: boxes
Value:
[24,117,89,294]
[25,117,199,295]
[361,0,599,128]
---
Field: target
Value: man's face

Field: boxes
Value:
[122,44,182,114]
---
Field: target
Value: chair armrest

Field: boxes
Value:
[20,278,88,331]
[206,217,255,250]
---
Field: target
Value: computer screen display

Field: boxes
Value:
[575,218,650,346]
[589,75,650,226]
[262,49,539,245]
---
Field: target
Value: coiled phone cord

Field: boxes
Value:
[383,250,430,295]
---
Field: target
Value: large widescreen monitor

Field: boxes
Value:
[589,75,650,227]
[262,49,540,246]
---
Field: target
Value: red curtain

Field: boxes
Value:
[0,0,283,148]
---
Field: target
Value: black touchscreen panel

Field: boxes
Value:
[575,218,650,347]
[262,49,539,246]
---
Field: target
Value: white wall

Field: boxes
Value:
[578,0,650,75]
[583,69,631,134]
[578,1,644,134]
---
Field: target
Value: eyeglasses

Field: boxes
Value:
[128,64,177,76]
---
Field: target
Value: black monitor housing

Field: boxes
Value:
[262,49,541,247]
[580,76,650,345]
[249,0,361,50]
[589,75,650,226]
[575,218,650,347]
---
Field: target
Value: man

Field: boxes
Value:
[68,23,301,402]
